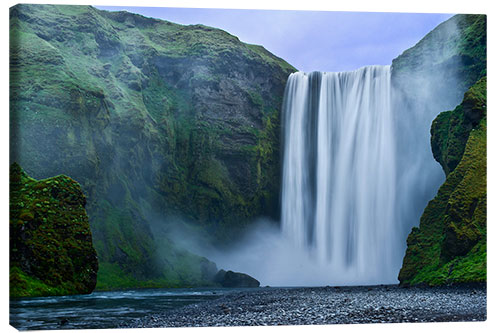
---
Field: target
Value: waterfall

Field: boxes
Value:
[281,65,398,284]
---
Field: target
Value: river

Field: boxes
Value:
[10,287,239,330]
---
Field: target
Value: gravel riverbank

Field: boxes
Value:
[123,284,486,327]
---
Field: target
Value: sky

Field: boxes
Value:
[95,5,452,72]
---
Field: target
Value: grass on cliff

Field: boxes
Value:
[392,14,486,89]
[10,3,294,291]
[431,77,486,176]
[398,77,486,286]
[10,266,69,298]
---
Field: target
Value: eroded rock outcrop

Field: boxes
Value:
[10,163,99,297]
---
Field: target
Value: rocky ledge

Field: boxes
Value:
[123,284,486,327]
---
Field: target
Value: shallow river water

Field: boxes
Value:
[10,287,235,330]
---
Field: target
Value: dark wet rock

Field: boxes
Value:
[213,269,260,288]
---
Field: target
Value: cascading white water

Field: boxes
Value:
[281,65,398,284]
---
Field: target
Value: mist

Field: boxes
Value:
[205,16,468,287]
[204,218,398,286]
[130,15,475,288]
[390,16,466,268]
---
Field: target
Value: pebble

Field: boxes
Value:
[122,284,486,328]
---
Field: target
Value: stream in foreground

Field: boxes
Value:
[10,287,236,330]
[10,284,486,330]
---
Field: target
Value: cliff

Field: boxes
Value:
[390,14,486,286]
[392,14,486,97]
[9,4,295,289]
[398,77,486,286]
[10,163,99,297]
[391,14,486,166]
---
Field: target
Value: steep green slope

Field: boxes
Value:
[10,4,296,289]
[10,163,99,297]
[390,14,486,277]
[398,77,486,286]
[392,14,486,103]
[431,77,487,176]
[391,14,486,153]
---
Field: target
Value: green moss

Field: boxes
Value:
[9,163,99,297]
[10,266,69,298]
[247,89,264,109]
[398,77,486,286]
[431,77,486,175]
[96,237,219,290]
[95,262,142,290]
[392,15,486,91]
[10,3,295,290]
[245,43,296,73]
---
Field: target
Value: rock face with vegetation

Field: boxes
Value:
[10,163,99,297]
[10,4,487,291]
[398,77,486,286]
[391,14,486,177]
[391,14,486,286]
[392,14,486,106]
[10,4,295,289]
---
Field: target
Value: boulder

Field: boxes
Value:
[213,269,260,288]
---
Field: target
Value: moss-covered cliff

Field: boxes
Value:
[390,14,486,285]
[391,14,486,160]
[10,163,99,297]
[392,14,486,103]
[10,4,295,289]
[398,77,486,286]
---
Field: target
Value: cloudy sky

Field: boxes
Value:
[100,6,450,72]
